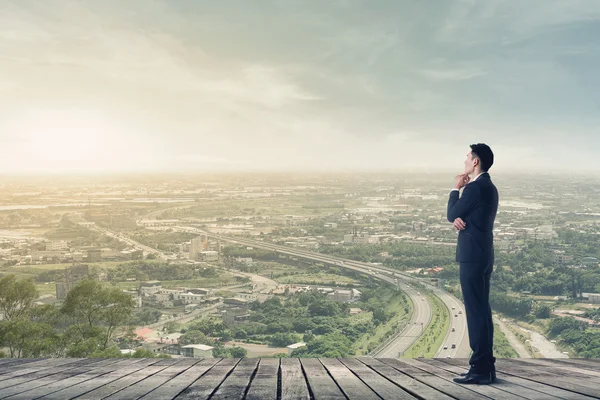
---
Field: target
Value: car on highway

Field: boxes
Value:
[452,306,455,310]
[443,346,448,350]
[451,344,456,349]
[458,310,462,314]
[454,314,458,317]
[451,327,455,332]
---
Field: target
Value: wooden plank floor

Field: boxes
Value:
[0,358,598,399]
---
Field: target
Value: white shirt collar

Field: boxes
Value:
[471,172,486,183]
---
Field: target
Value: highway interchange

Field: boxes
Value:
[97,223,470,359]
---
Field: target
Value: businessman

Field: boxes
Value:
[447,143,499,385]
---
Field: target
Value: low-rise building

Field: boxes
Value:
[287,342,306,356]
[181,344,214,358]
[140,281,162,295]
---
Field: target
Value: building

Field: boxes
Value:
[123,289,142,308]
[190,235,209,259]
[120,249,144,260]
[343,232,373,244]
[56,264,91,300]
[198,251,219,262]
[181,344,214,358]
[235,257,253,266]
[87,248,102,263]
[589,293,600,304]
[553,250,574,265]
[326,289,361,303]
[46,241,68,251]
[175,292,205,304]
[287,342,306,356]
[222,307,250,326]
[140,281,162,295]
[235,292,257,301]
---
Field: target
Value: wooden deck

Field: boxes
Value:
[0,357,599,399]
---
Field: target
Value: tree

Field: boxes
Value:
[229,346,248,358]
[179,330,207,346]
[61,279,135,351]
[535,304,552,319]
[0,275,38,321]
[0,318,55,358]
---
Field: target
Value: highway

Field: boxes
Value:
[95,222,469,358]
[89,225,169,260]
[176,227,469,357]
[372,285,431,357]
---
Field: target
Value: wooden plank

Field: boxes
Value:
[0,358,43,371]
[359,358,455,400]
[102,358,200,400]
[319,358,379,400]
[377,358,492,400]
[422,359,566,400]
[5,359,129,400]
[404,358,528,400]
[439,358,595,400]
[339,358,418,400]
[517,358,600,378]
[138,358,220,400]
[280,358,310,400]
[40,358,160,400]
[0,358,90,382]
[210,358,259,400]
[493,359,600,399]
[0,358,66,375]
[299,358,345,400]
[175,358,239,400]
[0,359,100,390]
[539,358,600,372]
[74,358,179,399]
[499,358,600,388]
[245,358,279,400]
[0,359,113,398]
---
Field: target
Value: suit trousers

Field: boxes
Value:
[459,261,494,371]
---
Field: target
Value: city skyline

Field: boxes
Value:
[1,0,600,174]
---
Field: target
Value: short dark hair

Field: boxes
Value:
[470,143,494,172]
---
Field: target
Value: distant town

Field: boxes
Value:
[1,172,600,359]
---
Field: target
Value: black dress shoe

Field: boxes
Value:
[460,368,496,382]
[453,371,493,385]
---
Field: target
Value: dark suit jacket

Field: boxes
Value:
[447,173,499,264]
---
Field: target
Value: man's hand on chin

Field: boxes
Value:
[453,174,470,190]
[453,217,466,231]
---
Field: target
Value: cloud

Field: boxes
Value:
[418,68,488,81]
[0,0,599,174]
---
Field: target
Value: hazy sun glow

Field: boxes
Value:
[6,109,146,173]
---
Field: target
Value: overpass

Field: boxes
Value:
[177,227,469,357]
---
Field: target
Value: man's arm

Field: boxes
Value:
[447,184,478,222]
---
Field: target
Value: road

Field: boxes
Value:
[182,229,468,357]
[494,316,532,358]
[98,222,468,358]
[373,285,431,357]
[90,225,169,260]
[434,289,471,358]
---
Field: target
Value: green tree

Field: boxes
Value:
[229,346,248,358]
[179,330,207,346]
[535,304,552,319]
[0,318,55,358]
[61,279,135,351]
[0,275,38,321]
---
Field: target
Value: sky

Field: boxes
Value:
[1,0,600,174]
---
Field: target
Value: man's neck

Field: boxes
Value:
[471,171,485,181]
